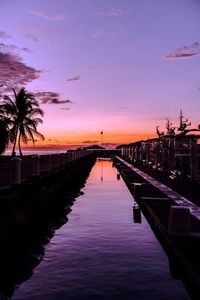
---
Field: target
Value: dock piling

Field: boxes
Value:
[32,155,40,176]
[11,157,22,184]
[168,205,191,235]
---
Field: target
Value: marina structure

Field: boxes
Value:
[119,111,200,181]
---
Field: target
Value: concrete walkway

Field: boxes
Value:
[116,156,200,221]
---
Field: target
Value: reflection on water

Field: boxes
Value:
[12,159,190,300]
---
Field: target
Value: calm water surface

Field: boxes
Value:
[13,159,190,300]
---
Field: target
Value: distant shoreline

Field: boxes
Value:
[3,149,68,156]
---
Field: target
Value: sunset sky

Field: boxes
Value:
[0,0,200,149]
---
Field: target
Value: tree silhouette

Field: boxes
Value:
[0,88,44,156]
[0,119,9,154]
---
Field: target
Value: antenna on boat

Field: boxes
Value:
[178,109,191,134]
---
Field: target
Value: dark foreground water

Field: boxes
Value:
[13,159,190,300]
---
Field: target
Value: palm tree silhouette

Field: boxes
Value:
[0,88,44,156]
[0,119,9,155]
[0,104,12,154]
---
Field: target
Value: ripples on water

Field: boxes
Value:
[13,159,190,300]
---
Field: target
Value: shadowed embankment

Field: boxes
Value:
[0,154,96,299]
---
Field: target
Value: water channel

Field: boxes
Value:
[13,158,190,300]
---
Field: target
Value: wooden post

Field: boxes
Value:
[32,154,40,176]
[145,142,150,164]
[11,157,22,184]
[168,206,190,235]
[133,183,144,199]
[45,155,52,171]
[168,138,175,170]
[190,138,199,180]
[55,153,59,168]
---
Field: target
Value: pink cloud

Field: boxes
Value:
[60,107,70,110]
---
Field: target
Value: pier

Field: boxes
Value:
[116,156,200,222]
[114,155,200,297]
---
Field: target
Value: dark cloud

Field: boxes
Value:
[0,43,30,52]
[0,31,11,39]
[67,75,81,82]
[165,42,200,60]
[82,140,99,144]
[0,51,40,88]
[34,91,73,105]
[22,47,30,52]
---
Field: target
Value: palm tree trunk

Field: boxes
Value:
[12,126,18,157]
[12,135,17,157]
[18,133,23,157]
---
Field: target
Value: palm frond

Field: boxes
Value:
[27,108,44,117]
[29,127,45,141]
[24,125,35,144]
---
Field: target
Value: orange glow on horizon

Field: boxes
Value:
[10,131,157,150]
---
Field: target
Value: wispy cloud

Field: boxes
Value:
[118,105,127,110]
[92,29,104,38]
[30,10,65,21]
[94,8,131,17]
[0,31,11,39]
[67,75,81,82]
[88,65,94,70]
[0,51,40,89]
[92,19,127,41]
[109,30,127,40]
[34,91,73,105]
[164,42,200,60]
[60,107,70,110]
[26,32,40,42]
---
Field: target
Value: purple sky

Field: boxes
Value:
[0,0,200,147]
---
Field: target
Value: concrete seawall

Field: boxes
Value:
[0,153,96,299]
[0,151,90,187]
